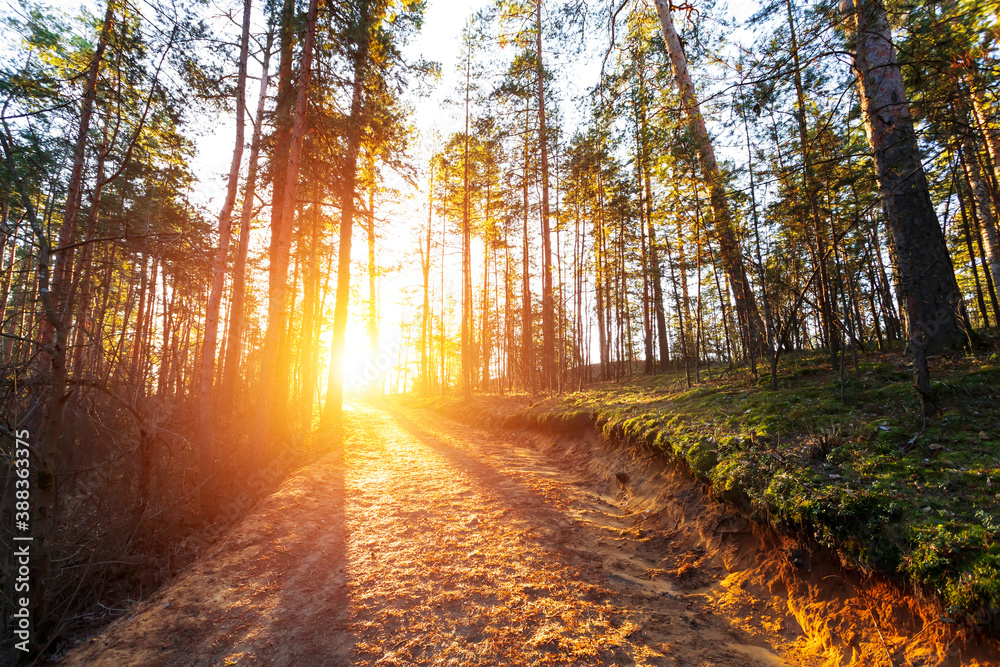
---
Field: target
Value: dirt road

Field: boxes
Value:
[57,403,988,666]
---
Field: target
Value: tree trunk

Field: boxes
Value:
[505,222,514,392]
[740,91,777,371]
[255,0,300,450]
[972,85,1000,186]
[638,63,670,370]
[262,0,318,443]
[198,0,251,516]
[521,98,535,392]
[223,26,273,404]
[786,0,838,368]
[961,133,1000,292]
[0,137,65,645]
[646,185,670,371]
[299,196,320,430]
[70,120,109,378]
[159,262,172,396]
[964,163,1000,323]
[650,0,767,357]
[47,1,114,344]
[955,178,990,327]
[440,200,447,392]
[12,3,111,639]
[594,202,608,379]
[130,254,150,379]
[634,92,653,373]
[462,41,473,400]
[535,0,555,391]
[871,225,901,341]
[677,196,693,387]
[481,190,492,391]
[421,165,433,392]
[664,188,690,388]
[366,157,379,395]
[324,0,372,426]
[847,0,968,413]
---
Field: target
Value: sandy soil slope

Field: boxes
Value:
[54,403,997,666]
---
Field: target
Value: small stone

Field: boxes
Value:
[929,444,944,451]
[923,506,932,512]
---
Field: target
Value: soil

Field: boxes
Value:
[53,402,1000,666]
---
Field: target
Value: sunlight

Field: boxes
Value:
[316,297,409,398]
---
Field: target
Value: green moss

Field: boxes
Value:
[687,438,719,480]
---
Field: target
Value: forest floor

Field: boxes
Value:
[53,399,999,666]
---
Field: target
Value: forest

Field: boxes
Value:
[2,0,1000,663]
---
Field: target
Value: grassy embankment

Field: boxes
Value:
[414,347,1000,631]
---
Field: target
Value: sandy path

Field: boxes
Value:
[58,403,792,666]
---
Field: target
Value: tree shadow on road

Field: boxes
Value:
[53,437,354,667]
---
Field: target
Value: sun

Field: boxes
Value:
[314,297,411,398]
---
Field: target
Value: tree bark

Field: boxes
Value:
[299,196,320,430]
[646,182,670,371]
[634,91,653,373]
[261,0,318,444]
[366,157,379,395]
[849,0,967,353]
[676,194,692,387]
[255,0,300,450]
[636,63,670,371]
[47,1,114,342]
[223,26,273,404]
[421,165,433,392]
[740,91,776,372]
[521,98,535,392]
[198,0,252,516]
[961,133,1000,292]
[963,160,1000,323]
[324,0,372,426]
[70,118,110,378]
[955,168,991,326]
[535,0,555,390]
[462,40,473,400]
[847,0,968,413]
[650,0,767,357]
[481,183,492,390]
[971,85,1000,186]
[16,1,111,635]
[786,0,838,368]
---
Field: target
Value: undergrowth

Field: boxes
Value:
[410,346,1000,633]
